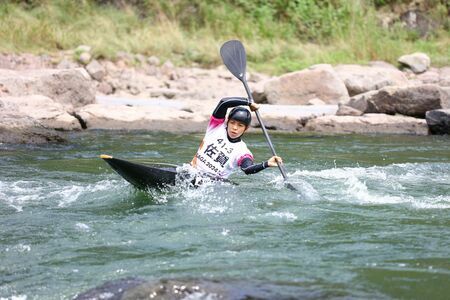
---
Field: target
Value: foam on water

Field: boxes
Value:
[174,181,238,215]
[5,244,31,253]
[268,211,298,221]
[0,180,46,212]
[153,164,245,214]
[0,177,125,212]
[0,296,27,300]
[269,174,320,201]
[75,222,91,232]
[291,162,449,209]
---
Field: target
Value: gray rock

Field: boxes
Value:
[74,277,146,300]
[366,84,446,118]
[336,104,363,116]
[440,87,450,107]
[426,109,450,135]
[0,53,52,70]
[345,90,378,112]
[304,114,428,135]
[145,65,158,76]
[76,102,207,131]
[56,59,79,69]
[81,99,338,133]
[148,88,180,99]
[116,51,134,64]
[368,61,398,70]
[1,95,81,131]
[416,70,440,84]
[75,277,324,300]
[162,60,174,70]
[78,52,92,65]
[161,60,178,79]
[248,72,269,83]
[335,64,408,96]
[0,115,66,144]
[251,80,268,103]
[134,54,146,65]
[127,84,141,95]
[439,67,450,86]
[147,55,160,66]
[97,81,114,95]
[103,61,119,76]
[307,98,326,105]
[85,59,105,81]
[264,64,349,105]
[398,52,430,74]
[0,68,95,108]
[254,104,338,131]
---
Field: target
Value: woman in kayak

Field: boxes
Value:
[191,97,282,179]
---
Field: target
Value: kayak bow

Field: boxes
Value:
[100,154,178,189]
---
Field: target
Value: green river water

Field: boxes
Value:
[1,131,449,299]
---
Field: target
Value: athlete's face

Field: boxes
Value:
[227,119,247,139]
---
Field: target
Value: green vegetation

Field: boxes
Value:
[0,0,448,74]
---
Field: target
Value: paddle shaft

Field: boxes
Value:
[242,79,289,180]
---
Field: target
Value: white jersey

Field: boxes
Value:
[191,116,253,178]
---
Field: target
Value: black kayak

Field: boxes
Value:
[101,155,235,190]
[101,155,178,190]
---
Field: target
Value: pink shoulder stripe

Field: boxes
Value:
[237,153,254,166]
[208,116,225,130]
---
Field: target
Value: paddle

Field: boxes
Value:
[220,40,297,191]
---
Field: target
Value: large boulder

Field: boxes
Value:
[0,68,95,108]
[364,85,448,118]
[398,52,430,74]
[75,277,323,300]
[368,61,398,69]
[1,95,81,131]
[76,102,208,132]
[0,53,52,70]
[263,64,349,105]
[0,115,66,144]
[415,69,440,85]
[304,114,428,135]
[426,109,450,135]
[336,104,363,116]
[78,97,338,132]
[334,64,409,96]
[251,104,338,131]
[440,67,450,86]
[85,59,105,81]
[345,90,378,113]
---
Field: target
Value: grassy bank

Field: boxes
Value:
[0,0,449,74]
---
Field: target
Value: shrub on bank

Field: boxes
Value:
[0,0,448,74]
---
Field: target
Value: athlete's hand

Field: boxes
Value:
[267,156,282,167]
[249,103,260,112]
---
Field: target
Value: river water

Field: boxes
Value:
[1,131,449,299]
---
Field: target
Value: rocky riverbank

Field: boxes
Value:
[0,49,449,144]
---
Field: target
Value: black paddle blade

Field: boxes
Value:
[220,40,247,82]
[285,182,298,192]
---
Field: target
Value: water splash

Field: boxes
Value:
[0,178,125,212]
[269,173,320,201]
[291,162,450,209]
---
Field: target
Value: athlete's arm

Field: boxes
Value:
[212,97,249,119]
[240,156,283,175]
[240,157,268,175]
